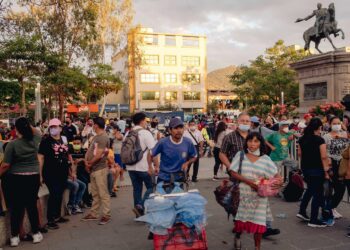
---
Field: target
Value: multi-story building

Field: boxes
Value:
[112,28,207,113]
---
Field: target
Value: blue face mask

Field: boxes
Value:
[238,124,250,132]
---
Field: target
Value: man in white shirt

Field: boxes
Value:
[183,120,204,182]
[125,112,156,218]
[117,116,126,134]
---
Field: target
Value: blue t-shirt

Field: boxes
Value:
[152,136,197,181]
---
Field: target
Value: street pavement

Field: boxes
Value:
[5,157,350,250]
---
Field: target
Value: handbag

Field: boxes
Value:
[214,151,244,219]
[339,146,349,177]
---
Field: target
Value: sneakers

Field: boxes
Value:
[10,235,20,247]
[212,176,219,181]
[132,205,144,218]
[47,222,59,230]
[296,212,310,222]
[347,233,350,238]
[56,217,69,223]
[81,214,99,221]
[74,205,83,214]
[32,232,43,244]
[262,228,280,238]
[323,218,335,227]
[308,220,327,228]
[98,216,111,225]
[332,209,342,219]
[110,192,117,198]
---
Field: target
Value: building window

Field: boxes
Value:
[143,34,158,45]
[183,92,201,101]
[164,73,177,83]
[141,91,160,101]
[182,73,200,84]
[143,55,159,65]
[140,73,160,83]
[165,35,176,46]
[182,37,199,47]
[165,91,178,101]
[182,56,200,66]
[164,55,176,66]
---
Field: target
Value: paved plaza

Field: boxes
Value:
[4,157,350,250]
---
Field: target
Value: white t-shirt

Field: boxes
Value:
[126,125,156,172]
[183,129,204,146]
[117,120,126,133]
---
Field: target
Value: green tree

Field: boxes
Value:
[230,40,307,112]
[0,35,46,114]
[88,63,123,116]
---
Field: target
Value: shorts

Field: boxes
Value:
[114,154,126,170]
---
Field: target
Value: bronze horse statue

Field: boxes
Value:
[296,3,345,53]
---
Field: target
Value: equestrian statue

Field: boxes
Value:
[295,3,345,53]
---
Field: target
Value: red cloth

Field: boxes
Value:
[234,221,266,234]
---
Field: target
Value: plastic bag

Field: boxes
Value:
[257,178,280,197]
[174,193,207,233]
[136,198,176,235]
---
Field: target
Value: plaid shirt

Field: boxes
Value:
[220,130,246,162]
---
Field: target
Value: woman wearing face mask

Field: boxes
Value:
[213,121,227,180]
[38,118,71,230]
[229,132,282,250]
[297,117,329,228]
[322,116,348,223]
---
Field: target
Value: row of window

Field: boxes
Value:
[140,91,201,101]
[143,35,200,47]
[143,55,200,67]
[140,73,201,84]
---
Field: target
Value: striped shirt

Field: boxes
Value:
[230,153,277,226]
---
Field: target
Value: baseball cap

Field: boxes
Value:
[250,116,259,123]
[304,113,312,119]
[49,118,62,127]
[169,117,184,129]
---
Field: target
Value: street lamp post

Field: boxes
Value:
[34,82,42,123]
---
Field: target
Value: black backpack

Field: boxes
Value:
[282,169,304,202]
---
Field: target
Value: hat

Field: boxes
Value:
[48,118,61,127]
[169,117,183,129]
[250,116,259,123]
[279,120,290,126]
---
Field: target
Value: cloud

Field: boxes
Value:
[134,0,349,71]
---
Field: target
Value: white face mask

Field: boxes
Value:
[50,127,61,137]
[238,124,250,132]
[190,126,196,132]
[331,124,341,132]
[282,127,289,133]
[293,119,300,123]
[248,148,260,156]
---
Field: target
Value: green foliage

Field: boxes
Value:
[230,40,307,111]
[0,80,34,106]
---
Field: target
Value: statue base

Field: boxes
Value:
[291,47,350,115]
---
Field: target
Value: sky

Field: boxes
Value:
[133,0,349,71]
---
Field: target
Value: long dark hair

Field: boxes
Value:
[15,117,33,140]
[243,132,266,156]
[214,121,227,143]
[303,117,323,137]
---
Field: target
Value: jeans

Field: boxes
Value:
[187,146,200,181]
[213,147,221,176]
[67,179,86,207]
[77,164,92,205]
[299,175,324,223]
[128,170,153,209]
[108,171,114,193]
[45,178,66,223]
[330,159,346,209]
[7,174,40,236]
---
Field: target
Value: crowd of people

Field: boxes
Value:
[0,111,350,249]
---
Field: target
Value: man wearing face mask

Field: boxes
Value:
[62,117,77,143]
[289,116,301,131]
[250,116,274,138]
[38,118,71,229]
[265,121,294,176]
[183,120,204,182]
[81,118,95,149]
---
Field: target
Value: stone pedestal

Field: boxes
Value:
[291,48,350,114]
